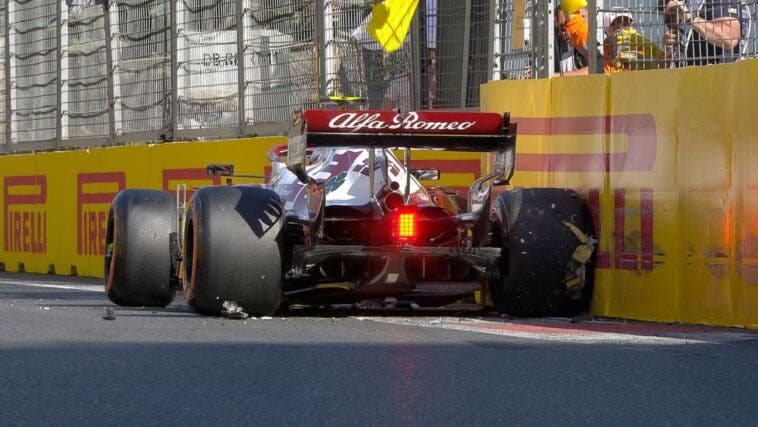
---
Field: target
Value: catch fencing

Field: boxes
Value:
[0,0,492,154]
[493,0,758,79]
[2,0,758,154]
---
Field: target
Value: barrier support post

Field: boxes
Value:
[56,0,63,150]
[103,1,116,144]
[236,0,246,137]
[4,2,11,153]
[170,0,178,141]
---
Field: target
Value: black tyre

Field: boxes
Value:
[490,188,595,317]
[183,186,283,316]
[104,189,177,307]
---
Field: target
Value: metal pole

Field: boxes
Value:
[459,0,472,108]
[103,1,116,144]
[236,0,246,137]
[410,4,421,111]
[56,0,63,150]
[547,0,555,77]
[587,0,597,74]
[487,0,497,82]
[315,0,327,100]
[170,0,178,140]
[4,2,11,152]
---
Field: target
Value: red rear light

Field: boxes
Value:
[394,208,416,243]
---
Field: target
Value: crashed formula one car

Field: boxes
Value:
[104,109,595,317]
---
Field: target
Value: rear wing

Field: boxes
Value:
[288,109,517,184]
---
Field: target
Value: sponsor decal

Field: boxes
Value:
[303,109,503,135]
[515,115,657,172]
[589,188,654,272]
[202,52,238,67]
[3,175,47,254]
[77,172,126,256]
[327,111,476,133]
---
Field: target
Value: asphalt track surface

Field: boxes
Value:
[1,273,757,426]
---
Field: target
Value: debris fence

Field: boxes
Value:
[1,0,757,153]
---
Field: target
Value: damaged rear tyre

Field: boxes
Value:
[104,189,177,307]
[183,186,284,317]
[490,188,595,317]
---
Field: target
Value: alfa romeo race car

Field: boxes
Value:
[104,109,595,317]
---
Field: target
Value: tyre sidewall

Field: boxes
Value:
[184,186,283,316]
[105,189,177,307]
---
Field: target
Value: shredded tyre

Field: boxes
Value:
[490,188,595,317]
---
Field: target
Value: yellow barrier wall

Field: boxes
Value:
[0,137,483,279]
[0,137,281,278]
[481,60,758,328]
[3,60,756,328]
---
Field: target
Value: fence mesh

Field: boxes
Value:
[4,0,755,153]
[494,0,758,78]
[246,0,319,125]
[64,3,109,139]
[596,0,755,72]
[323,0,413,111]
[112,0,170,136]
[418,0,493,109]
[10,0,59,145]
[492,0,534,80]
[177,0,238,130]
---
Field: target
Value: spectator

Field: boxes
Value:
[661,0,750,66]
[555,5,587,75]
[554,3,603,76]
[602,9,666,73]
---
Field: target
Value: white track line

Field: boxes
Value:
[0,279,103,293]
[356,317,721,345]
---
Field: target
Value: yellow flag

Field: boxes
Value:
[367,0,420,53]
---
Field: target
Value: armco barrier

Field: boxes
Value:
[0,137,483,279]
[481,60,758,329]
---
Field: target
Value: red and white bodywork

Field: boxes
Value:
[263,108,516,303]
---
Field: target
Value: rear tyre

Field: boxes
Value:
[183,186,283,316]
[490,188,595,317]
[104,189,177,307]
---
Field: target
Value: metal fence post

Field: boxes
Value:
[531,0,550,78]
[587,0,597,74]
[315,0,326,100]
[170,0,178,141]
[103,1,116,144]
[411,3,421,111]
[56,0,63,150]
[547,0,555,77]
[4,2,11,153]
[487,0,497,82]
[236,0,246,137]
[459,0,472,108]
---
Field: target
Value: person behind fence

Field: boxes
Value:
[554,0,603,75]
[602,8,666,73]
[661,0,750,65]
